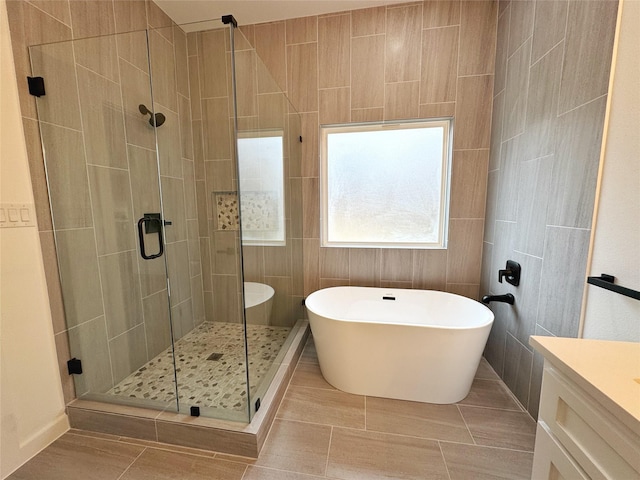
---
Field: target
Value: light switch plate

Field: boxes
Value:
[0,203,36,228]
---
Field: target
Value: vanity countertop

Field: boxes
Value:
[530,336,640,433]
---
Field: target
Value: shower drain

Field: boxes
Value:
[206,353,223,361]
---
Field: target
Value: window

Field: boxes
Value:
[237,131,285,246]
[320,120,451,249]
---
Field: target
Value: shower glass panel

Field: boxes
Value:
[231,27,304,416]
[31,17,302,425]
[29,30,178,411]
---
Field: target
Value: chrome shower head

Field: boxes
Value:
[138,104,166,127]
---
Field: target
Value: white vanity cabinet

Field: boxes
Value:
[530,337,640,480]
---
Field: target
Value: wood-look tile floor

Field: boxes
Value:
[9,337,536,479]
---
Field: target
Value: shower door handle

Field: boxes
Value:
[137,215,164,260]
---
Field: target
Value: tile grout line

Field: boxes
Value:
[456,403,477,446]
[437,441,453,480]
[115,446,147,480]
[324,426,334,477]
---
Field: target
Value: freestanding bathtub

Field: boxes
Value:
[305,286,494,404]
[244,282,274,325]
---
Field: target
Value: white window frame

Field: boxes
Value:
[320,119,452,249]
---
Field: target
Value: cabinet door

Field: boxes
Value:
[539,367,640,479]
[532,423,589,480]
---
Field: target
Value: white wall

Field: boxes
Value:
[582,0,640,341]
[0,0,69,476]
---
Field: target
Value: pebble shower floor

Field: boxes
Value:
[108,322,290,411]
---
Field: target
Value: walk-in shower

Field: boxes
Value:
[29,18,304,425]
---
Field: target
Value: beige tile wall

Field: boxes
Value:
[6,0,204,403]
[243,1,497,297]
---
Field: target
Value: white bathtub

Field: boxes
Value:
[244,282,274,325]
[305,286,494,404]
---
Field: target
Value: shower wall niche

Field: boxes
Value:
[29,17,303,424]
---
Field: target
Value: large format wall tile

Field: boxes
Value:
[77,66,127,169]
[149,30,177,112]
[351,6,385,37]
[22,118,52,230]
[503,333,533,407]
[5,0,72,120]
[113,0,147,34]
[458,0,497,76]
[503,39,531,141]
[69,0,116,38]
[142,290,172,358]
[203,98,231,159]
[522,43,563,160]
[254,22,287,93]
[68,316,113,395]
[318,14,350,88]
[286,43,318,112]
[351,35,385,109]
[109,324,148,384]
[211,274,241,323]
[423,0,460,28]
[493,4,510,94]
[55,228,104,328]
[454,75,493,149]
[446,219,484,284]
[174,28,189,97]
[495,134,523,223]
[39,231,66,333]
[235,50,258,117]
[507,0,534,57]
[39,123,93,229]
[160,176,187,243]
[117,30,149,73]
[558,0,618,114]
[99,250,144,339]
[29,41,81,130]
[421,26,459,105]
[286,16,318,44]
[537,226,591,338]
[508,252,542,349]
[74,35,119,83]
[119,59,156,150]
[128,145,161,220]
[88,166,135,255]
[450,149,489,219]
[319,87,350,124]
[412,249,447,290]
[198,29,228,98]
[514,155,553,257]
[531,0,568,64]
[385,4,422,83]
[171,297,194,340]
[547,96,607,229]
[157,110,182,178]
[166,241,192,307]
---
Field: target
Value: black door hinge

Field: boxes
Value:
[67,358,82,375]
[27,76,46,97]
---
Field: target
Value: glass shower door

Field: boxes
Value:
[29,30,178,411]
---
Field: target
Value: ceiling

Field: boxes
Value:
[155,0,410,31]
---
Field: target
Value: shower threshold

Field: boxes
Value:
[66,320,309,458]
